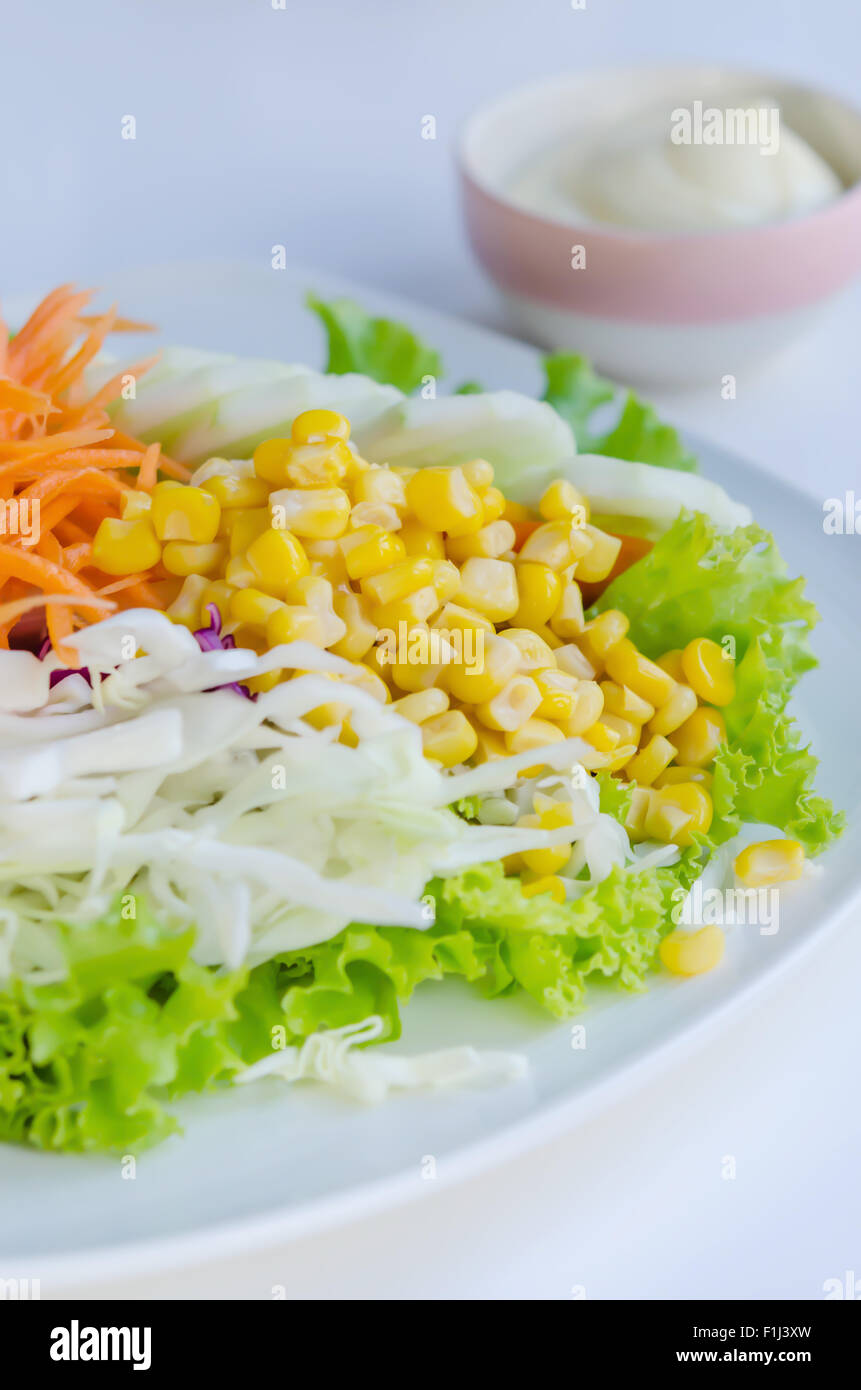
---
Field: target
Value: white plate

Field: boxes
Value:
[1,261,858,1286]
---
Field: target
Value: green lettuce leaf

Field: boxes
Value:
[307,294,442,394]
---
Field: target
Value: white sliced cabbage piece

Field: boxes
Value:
[109,356,308,445]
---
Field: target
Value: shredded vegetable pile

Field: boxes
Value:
[0,288,842,1154]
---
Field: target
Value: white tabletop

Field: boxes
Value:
[9,0,859,1299]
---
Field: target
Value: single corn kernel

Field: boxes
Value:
[421,710,478,767]
[200,580,236,624]
[339,525,405,581]
[656,649,686,682]
[583,720,621,753]
[669,706,726,767]
[472,724,508,762]
[530,623,564,650]
[405,466,483,537]
[284,575,336,610]
[513,562,561,628]
[521,840,572,876]
[534,669,579,721]
[520,875,567,904]
[624,787,654,841]
[372,585,440,629]
[518,519,587,570]
[549,578,585,639]
[478,485,506,524]
[538,478,589,524]
[557,679,604,735]
[605,638,677,707]
[624,733,676,786]
[353,466,407,512]
[645,801,695,844]
[533,799,575,828]
[269,486,351,540]
[430,559,461,603]
[387,623,454,692]
[224,553,257,588]
[304,538,349,584]
[291,408,351,444]
[92,518,161,575]
[266,605,345,649]
[599,680,655,725]
[604,741,640,773]
[502,627,558,673]
[555,643,597,680]
[461,458,494,490]
[398,520,446,559]
[581,609,629,659]
[504,717,566,757]
[457,556,519,622]
[361,557,434,607]
[245,527,310,595]
[734,839,804,888]
[646,783,713,846]
[502,499,533,523]
[391,689,450,724]
[230,587,284,627]
[445,632,521,704]
[166,574,210,629]
[162,540,226,577]
[349,501,402,532]
[340,662,391,704]
[120,490,152,521]
[475,675,543,732]
[202,472,270,509]
[446,520,516,562]
[227,507,271,556]
[682,636,736,706]
[245,668,283,695]
[252,437,293,485]
[284,439,352,488]
[602,712,640,744]
[660,925,725,977]
[648,682,698,736]
[573,525,623,583]
[654,765,713,790]
[152,481,221,544]
[330,589,378,661]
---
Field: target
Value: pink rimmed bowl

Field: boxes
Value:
[458,66,861,385]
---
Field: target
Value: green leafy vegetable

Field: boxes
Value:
[307,293,443,394]
[542,353,615,450]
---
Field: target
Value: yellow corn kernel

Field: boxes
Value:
[533,799,575,828]
[200,580,236,624]
[521,839,572,876]
[269,486,351,540]
[513,562,561,628]
[478,485,506,524]
[430,559,461,603]
[284,439,352,488]
[304,538,349,585]
[624,734,676,787]
[573,525,623,583]
[656,649,686,682]
[120,489,152,521]
[549,577,585,639]
[266,605,344,649]
[654,765,713,789]
[557,679,604,735]
[353,465,407,511]
[372,585,440,629]
[583,720,621,753]
[252,437,293,485]
[391,688,450,724]
[398,520,446,560]
[361,557,434,607]
[534,668,579,721]
[645,801,695,843]
[504,717,565,757]
[647,682,698,737]
[530,623,563,650]
[330,589,377,661]
[461,458,494,490]
[387,624,453,692]
[581,609,629,659]
[646,783,713,846]
[422,710,478,767]
[669,706,726,767]
[503,499,533,523]
[624,787,654,840]
[92,517,161,576]
[502,627,558,673]
[538,478,589,524]
[202,472,270,509]
[682,637,736,706]
[520,874,567,904]
[405,466,483,537]
[341,662,391,704]
[150,482,221,544]
[227,507,271,556]
[555,643,597,680]
[605,742,640,772]
[475,675,543,732]
[349,501,402,532]
[599,680,655,725]
[472,723,508,762]
[605,638,677,707]
[166,574,210,629]
[457,557,519,623]
[284,575,335,611]
[734,839,804,888]
[660,925,725,977]
[446,520,516,562]
[245,527,310,595]
[339,525,405,580]
[291,408,351,444]
[518,519,588,570]
[162,540,226,577]
[224,553,257,588]
[230,586,284,627]
[445,632,521,704]
[602,712,640,744]
[245,668,283,695]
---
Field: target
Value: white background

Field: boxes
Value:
[4,0,860,1299]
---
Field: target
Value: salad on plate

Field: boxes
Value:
[0,285,842,1153]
